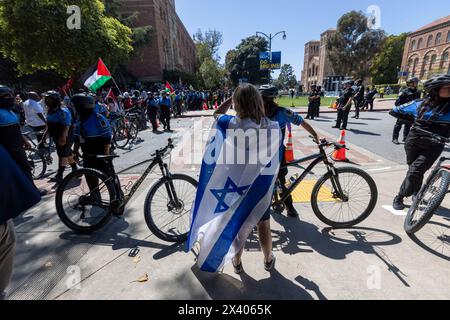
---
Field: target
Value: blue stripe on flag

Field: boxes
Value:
[200,173,274,272]
[187,115,233,251]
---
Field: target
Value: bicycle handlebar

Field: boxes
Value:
[151,139,174,157]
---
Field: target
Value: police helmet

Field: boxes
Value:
[0,85,13,98]
[258,85,279,98]
[42,90,61,101]
[406,77,420,85]
[424,74,450,91]
[71,94,95,114]
[0,85,14,109]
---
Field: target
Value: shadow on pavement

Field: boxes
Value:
[347,129,381,136]
[191,265,317,300]
[268,214,409,286]
[408,220,450,261]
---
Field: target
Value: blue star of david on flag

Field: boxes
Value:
[210,177,251,214]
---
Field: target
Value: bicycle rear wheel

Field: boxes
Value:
[144,174,198,243]
[311,167,378,228]
[113,124,131,149]
[55,168,116,234]
[26,148,46,180]
[404,169,450,234]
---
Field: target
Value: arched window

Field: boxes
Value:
[411,40,416,51]
[407,58,413,73]
[308,68,311,77]
[418,38,423,49]
[312,64,316,76]
[442,51,449,69]
[316,65,319,76]
[447,31,450,43]
[427,35,433,47]
[436,33,442,46]
[421,55,430,78]
[412,58,419,76]
[430,54,437,71]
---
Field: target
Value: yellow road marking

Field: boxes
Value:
[291,180,337,203]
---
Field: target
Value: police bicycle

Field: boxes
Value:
[23,130,53,180]
[404,127,450,234]
[272,138,378,227]
[55,139,198,243]
[111,111,139,149]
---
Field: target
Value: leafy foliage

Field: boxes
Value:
[277,64,297,89]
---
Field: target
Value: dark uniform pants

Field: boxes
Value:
[336,107,351,129]
[307,104,315,120]
[399,141,444,198]
[354,99,364,118]
[160,106,171,131]
[393,120,412,141]
[278,151,295,211]
[147,107,158,131]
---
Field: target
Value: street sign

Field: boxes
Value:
[259,52,282,70]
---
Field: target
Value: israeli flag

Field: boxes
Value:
[187,115,281,272]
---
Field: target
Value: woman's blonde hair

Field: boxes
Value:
[232,84,265,124]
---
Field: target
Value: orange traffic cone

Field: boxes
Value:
[285,129,294,163]
[203,102,208,111]
[332,130,348,162]
[214,101,218,109]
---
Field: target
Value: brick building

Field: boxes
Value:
[301,29,338,92]
[119,0,196,82]
[400,15,450,81]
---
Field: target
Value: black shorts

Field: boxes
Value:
[56,143,73,158]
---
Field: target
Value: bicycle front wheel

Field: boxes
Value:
[404,169,450,234]
[311,167,378,228]
[26,148,46,180]
[144,174,198,243]
[55,168,116,234]
[113,125,131,149]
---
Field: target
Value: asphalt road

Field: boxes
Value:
[307,111,450,165]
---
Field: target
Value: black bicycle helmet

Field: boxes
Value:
[424,74,450,91]
[71,93,95,114]
[406,77,420,85]
[259,85,279,98]
[0,85,14,109]
[0,85,13,98]
[42,90,61,100]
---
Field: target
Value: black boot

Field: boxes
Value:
[393,195,405,211]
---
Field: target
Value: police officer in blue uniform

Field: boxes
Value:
[259,85,320,218]
[390,74,450,210]
[146,92,159,132]
[72,94,114,177]
[44,91,77,184]
[333,80,355,130]
[392,77,421,144]
[158,90,172,132]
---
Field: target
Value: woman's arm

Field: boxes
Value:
[301,121,319,144]
[213,97,232,119]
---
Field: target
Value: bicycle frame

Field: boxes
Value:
[274,145,344,205]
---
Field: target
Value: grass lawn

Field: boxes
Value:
[276,94,398,108]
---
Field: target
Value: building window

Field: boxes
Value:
[442,51,449,69]
[447,31,450,43]
[410,40,416,51]
[316,65,319,76]
[421,55,430,78]
[430,54,437,71]
[436,33,442,45]
[412,57,419,76]
[427,35,433,47]
[418,38,423,49]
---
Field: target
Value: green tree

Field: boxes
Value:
[194,29,225,89]
[370,33,407,84]
[277,64,297,89]
[0,0,133,77]
[327,11,386,80]
[225,36,269,86]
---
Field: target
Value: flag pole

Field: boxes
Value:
[111,77,123,96]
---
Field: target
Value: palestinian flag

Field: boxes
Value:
[165,81,174,94]
[81,58,112,92]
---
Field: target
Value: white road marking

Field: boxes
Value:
[383,205,407,216]
[367,167,392,172]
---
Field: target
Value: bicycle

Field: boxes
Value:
[272,138,378,228]
[112,112,139,150]
[23,130,53,179]
[404,127,450,234]
[55,139,198,243]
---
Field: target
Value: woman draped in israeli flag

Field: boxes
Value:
[188,84,282,274]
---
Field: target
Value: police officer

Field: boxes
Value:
[43,91,77,184]
[146,92,159,132]
[352,79,365,120]
[306,85,319,120]
[259,85,320,218]
[392,77,421,144]
[390,74,450,210]
[158,90,172,132]
[333,81,355,130]
[314,86,322,118]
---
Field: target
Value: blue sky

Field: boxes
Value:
[176,0,450,79]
